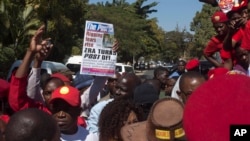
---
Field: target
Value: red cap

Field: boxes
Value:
[50,86,80,107]
[211,11,228,23]
[185,59,200,71]
[184,74,250,141]
[51,73,70,82]
[0,79,10,98]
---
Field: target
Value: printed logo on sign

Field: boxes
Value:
[86,22,113,33]
[230,125,250,141]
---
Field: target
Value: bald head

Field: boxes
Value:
[5,108,59,141]
[115,73,141,97]
[178,71,206,104]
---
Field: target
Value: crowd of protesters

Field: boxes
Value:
[1,0,250,141]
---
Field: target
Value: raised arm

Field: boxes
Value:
[15,25,46,78]
[9,25,53,111]
[27,38,52,103]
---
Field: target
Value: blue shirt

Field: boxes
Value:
[86,99,113,133]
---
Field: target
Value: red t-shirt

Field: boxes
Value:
[232,27,244,43]
[241,20,250,51]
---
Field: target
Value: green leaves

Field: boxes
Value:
[0,0,163,78]
[190,4,218,58]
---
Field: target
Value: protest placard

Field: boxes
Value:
[80,20,117,77]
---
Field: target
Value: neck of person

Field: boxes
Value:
[61,122,78,135]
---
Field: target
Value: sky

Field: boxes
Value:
[89,0,204,32]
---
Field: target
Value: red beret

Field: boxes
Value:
[211,11,228,23]
[0,79,10,98]
[184,74,250,141]
[185,59,200,71]
[207,67,229,79]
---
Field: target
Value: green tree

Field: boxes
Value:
[162,24,194,62]
[0,0,89,78]
[0,0,40,78]
[35,0,88,61]
[86,1,160,63]
[132,0,158,18]
[190,4,218,58]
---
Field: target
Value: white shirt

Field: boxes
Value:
[170,76,182,102]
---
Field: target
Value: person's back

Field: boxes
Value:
[5,108,60,141]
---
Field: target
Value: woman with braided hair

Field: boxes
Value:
[98,98,144,141]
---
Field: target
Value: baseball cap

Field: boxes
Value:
[50,86,80,107]
[211,11,228,23]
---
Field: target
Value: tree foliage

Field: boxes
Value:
[0,0,40,78]
[0,0,88,78]
[162,26,194,62]
[86,0,160,63]
[0,0,216,78]
[190,4,219,58]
